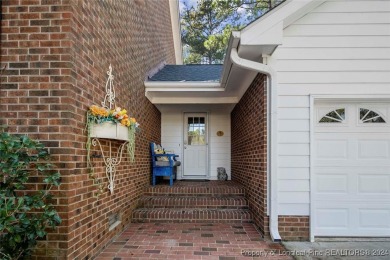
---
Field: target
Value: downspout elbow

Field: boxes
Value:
[230,48,274,78]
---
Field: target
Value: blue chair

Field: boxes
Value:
[150,143,180,186]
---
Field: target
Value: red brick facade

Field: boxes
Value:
[231,74,268,235]
[1,0,175,259]
[231,74,310,241]
[278,216,309,241]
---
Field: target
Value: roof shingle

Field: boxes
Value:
[148,65,223,82]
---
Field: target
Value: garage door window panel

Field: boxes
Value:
[319,108,346,123]
[359,108,386,123]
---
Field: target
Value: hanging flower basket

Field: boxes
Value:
[86,105,139,162]
[90,121,128,141]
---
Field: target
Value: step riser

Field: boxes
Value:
[132,219,253,223]
[139,197,248,209]
[132,210,252,224]
[134,181,253,224]
[143,187,244,196]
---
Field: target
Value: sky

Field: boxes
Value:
[179,0,197,11]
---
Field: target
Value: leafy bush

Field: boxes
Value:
[0,133,61,259]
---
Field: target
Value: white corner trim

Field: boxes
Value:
[230,47,281,242]
[309,95,315,242]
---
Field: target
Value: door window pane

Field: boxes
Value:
[187,117,206,145]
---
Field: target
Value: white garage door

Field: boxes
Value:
[313,102,390,237]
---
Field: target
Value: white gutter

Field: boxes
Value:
[230,47,281,242]
[145,81,221,88]
[144,81,224,92]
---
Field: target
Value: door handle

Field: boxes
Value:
[184,145,187,149]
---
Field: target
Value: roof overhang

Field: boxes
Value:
[144,0,325,109]
[144,81,222,91]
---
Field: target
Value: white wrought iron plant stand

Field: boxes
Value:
[89,65,129,194]
[90,138,128,194]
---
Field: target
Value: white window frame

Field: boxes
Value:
[358,107,387,125]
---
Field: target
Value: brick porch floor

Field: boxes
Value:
[95,181,292,259]
[95,223,292,260]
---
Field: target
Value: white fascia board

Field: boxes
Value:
[150,96,239,104]
[144,81,222,92]
[283,0,326,29]
[241,0,323,46]
[169,0,183,64]
[146,87,225,92]
[220,31,241,88]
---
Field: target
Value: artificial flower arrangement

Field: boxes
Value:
[88,105,139,129]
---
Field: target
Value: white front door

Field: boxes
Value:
[183,113,208,178]
[313,102,390,237]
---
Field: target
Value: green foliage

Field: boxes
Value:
[216,0,278,23]
[181,0,284,64]
[181,0,240,64]
[0,132,61,260]
[184,52,203,64]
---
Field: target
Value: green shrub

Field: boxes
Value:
[0,133,61,259]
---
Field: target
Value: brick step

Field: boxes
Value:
[143,182,245,196]
[132,208,252,223]
[139,196,248,209]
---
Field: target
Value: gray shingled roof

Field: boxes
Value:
[148,65,223,82]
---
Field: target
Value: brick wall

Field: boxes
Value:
[231,74,310,241]
[1,0,175,259]
[278,216,309,241]
[231,74,268,235]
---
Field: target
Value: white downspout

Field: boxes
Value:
[230,47,281,241]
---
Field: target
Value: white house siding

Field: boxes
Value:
[209,112,231,180]
[268,0,390,215]
[161,110,231,180]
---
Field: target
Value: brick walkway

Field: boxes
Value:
[95,223,292,260]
